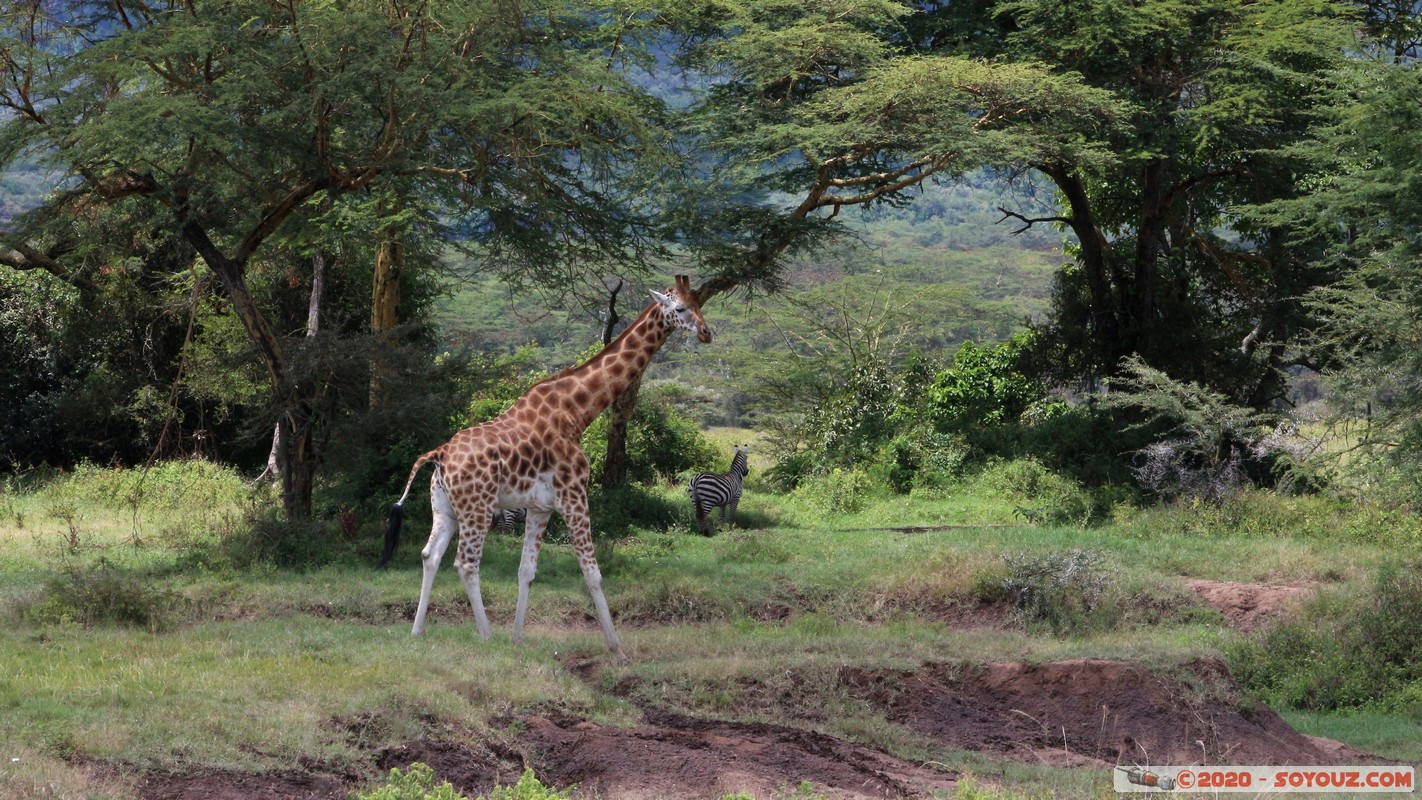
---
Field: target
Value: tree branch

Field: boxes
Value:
[0,240,96,290]
[997,206,1072,235]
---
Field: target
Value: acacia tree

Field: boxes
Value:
[1254,48,1422,500]
[974,0,1354,405]
[1,0,672,516]
[591,0,1127,485]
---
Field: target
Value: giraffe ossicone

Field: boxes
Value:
[377,275,712,662]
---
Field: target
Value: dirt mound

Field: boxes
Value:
[519,711,957,799]
[376,738,525,797]
[1183,578,1311,630]
[844,658,1347,767]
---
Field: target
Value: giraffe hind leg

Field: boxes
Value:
[452,505,495,640]
[413,480,458,636]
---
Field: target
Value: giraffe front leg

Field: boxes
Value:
[413,485,458,636]
[513,509,552,644]
[453,517,492,641]
[560,493,626,663]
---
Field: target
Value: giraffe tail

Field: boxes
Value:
[375,449,442,569]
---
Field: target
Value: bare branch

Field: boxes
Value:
[997,206,1072,235]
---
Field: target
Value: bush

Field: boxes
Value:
[877,429,970,493]
[809,362,901,467]
[24,562,177,631]
[584,393,721,486]
[586,483,682,540]
[59,459,251,512]
[928,333,1046,431]
[977,458,1110,526]
[1230,561,1422,712]
[216,508,356,570]
[359,764,572,800]
[793,467,879,514]
[1102,356,1286,501]
[994,548,1117,633]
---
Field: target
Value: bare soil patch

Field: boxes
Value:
[1182,578,1311,631]
[132,765,349,800]
[842,658,1354,768]
[519,711,957,799]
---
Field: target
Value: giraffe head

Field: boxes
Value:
[650,274,712,344]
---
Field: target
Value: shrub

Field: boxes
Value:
[1102,356,1287,501]
[359,764,573,800]
[24,562,177,631]
[585,483,681,540]
[995,549,1116,633]
[877,429,970,493]
[216,509,355,570]
[809,362,901,467]
[978,458,1109,526]
[794,467,879,514]
[928,333,1046,432]
[584,393,721,486]
[59,458,250,512]
[1230,561,1422,712]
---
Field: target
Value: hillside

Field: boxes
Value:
[432,175,1069,425]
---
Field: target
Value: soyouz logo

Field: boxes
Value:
[1114,766,1416,793]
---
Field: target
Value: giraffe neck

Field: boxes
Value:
[509,301,674,435]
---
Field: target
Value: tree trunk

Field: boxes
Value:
[601,373,643,489]
[369,232,402,406]
[279,408,316,518]
[260,251,324,483]
[183,221,320,518]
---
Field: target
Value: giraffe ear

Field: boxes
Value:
[650,289,674,308]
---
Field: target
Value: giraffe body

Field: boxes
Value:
[379,276,711,662]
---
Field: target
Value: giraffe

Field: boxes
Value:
[377,275,712,662]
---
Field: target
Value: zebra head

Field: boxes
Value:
[731,444,749,477]
[650,274,712,344]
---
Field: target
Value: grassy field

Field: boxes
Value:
[1,450,1419,799]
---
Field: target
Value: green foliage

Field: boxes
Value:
[999,0,1354,402]
[929,333,1046,431]
[216,509,355,571]
[878,429,971,494]
[584,393,722,486]
[793,467,881,515]
[56,460,250,514]
[1101,356,1282,500]
[359,765,572,800]
[585,483,679,539]
[809,362,902,468]
[1260,61,1422,508]
[24,563,177,631]
[977,458,1110,526]
[1231,562,1422,713]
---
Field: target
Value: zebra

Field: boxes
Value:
[494,508,527,536]
[688,444,749,534]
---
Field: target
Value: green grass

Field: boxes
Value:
[2,456,1419,799]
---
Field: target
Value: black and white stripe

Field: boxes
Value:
[688,444,749,533]
[494,508,527,536]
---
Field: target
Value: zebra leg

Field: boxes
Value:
[728,496,740,527]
